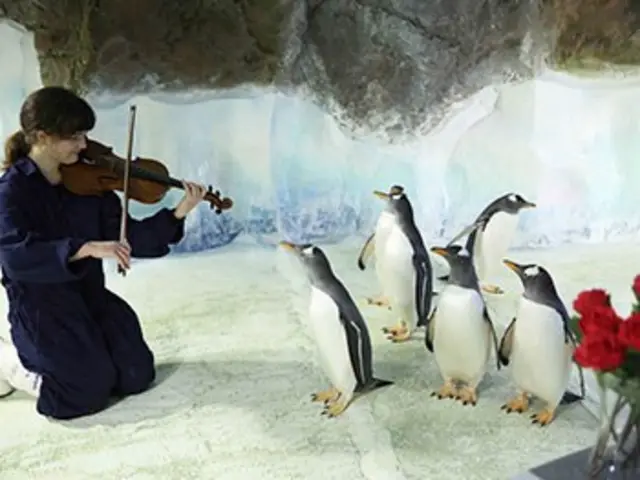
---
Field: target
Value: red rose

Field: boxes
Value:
[619,313,640,351]
[573,289,611,317]
[633,275,640,300]
[574,333,626,371]
[578,305,623,337]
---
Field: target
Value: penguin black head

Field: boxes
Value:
[373,185,413,220]
[502,259,559,304]
[430,244,478,290]
[497,193,537,214]
[279,241,334,284]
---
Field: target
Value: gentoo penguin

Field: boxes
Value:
[280,241,393,417]
[445,193,536,294]
[498,259,584,426]
[425,244,500,406]
[357,184,404,309]
[367,186,433,342]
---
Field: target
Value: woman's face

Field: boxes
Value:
[36,131,87,165]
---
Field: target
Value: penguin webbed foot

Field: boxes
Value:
[311,387,340,404]
[366,295,391,309]
[531,407,555,427]
[430,380,458,400]
[481,284,504,295]
[501,392,530,414]
[454,385,478,406]
[382,322,410,342]
[321,393,350,418]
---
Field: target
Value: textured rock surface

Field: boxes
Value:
[0,0,638,136]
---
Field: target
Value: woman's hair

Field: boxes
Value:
[2,86,96,170]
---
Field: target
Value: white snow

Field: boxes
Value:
[1,18,639,479]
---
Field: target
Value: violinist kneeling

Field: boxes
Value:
[0,86,206,420]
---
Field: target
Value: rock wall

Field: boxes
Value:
[0,0,638,137]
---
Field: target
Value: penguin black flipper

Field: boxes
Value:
[498,317,517,366]
[413,253,433,327]
[561,329,586,404]
[424,307,438,353]
[544,296,587,403]
[483,307,502,370]
[336,305,393,393]
[357,232,376,271]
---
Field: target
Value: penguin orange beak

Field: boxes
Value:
[373,190,389,199]
[278,241,297,252]
[430,246,449,257]
[502,259,522,272]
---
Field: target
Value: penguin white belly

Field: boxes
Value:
[433,285,490,386]
[475,212,519,281]
[374,212,395,286]
[510,298,571,407]
[378,225,415,312]
[308,286,357,398]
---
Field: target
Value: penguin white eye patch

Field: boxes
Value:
[524,266,539,276]
[302,246,314,255]
[508,194,517,202]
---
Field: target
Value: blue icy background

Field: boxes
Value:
[82,78,640,254]
[2,17,640,256]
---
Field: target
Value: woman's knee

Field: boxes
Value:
[114,348,156,396]
[37,352,118,420]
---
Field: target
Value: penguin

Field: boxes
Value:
[498,259,585,426]
[369,186,434,342]
[425,244,501,406]
[356,185,405,310]
[444,193,536,294]
[280,241,393,418]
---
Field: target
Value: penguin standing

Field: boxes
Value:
[498,259,584,426]
[446,193,536,294]
[356,185,405,309]
[369,187,434,342]
[425,244,500,406]
[280,241,393,418]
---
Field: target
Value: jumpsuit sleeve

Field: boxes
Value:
[0,182,90,283]
[100,191,185,258]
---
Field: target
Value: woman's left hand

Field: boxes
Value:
[174,181,207,219]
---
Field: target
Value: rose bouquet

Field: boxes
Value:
[568,275,640,477]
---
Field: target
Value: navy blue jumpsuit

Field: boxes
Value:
[0,157,185,420]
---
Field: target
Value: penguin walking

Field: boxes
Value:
[280,241,393,418]
[368,187,434,342]
[425,244,500,406]
[445,193,536,295]
[356,185,405,309]
[498,259,584,426]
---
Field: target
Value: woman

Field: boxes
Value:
[0,86,207,420]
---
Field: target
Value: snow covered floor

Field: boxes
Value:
[2,238,638,479]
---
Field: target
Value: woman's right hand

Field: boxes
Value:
[79,241,131,270]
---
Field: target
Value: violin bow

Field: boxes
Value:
[118,105,136,276]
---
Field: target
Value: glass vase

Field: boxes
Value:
[587,386,640,479]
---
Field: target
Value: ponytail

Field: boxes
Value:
[2,131,29,170]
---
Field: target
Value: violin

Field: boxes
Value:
[59,104,233,277]
[59,137,234,214]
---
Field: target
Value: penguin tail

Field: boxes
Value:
[560,390,583,405]
[364,378,394,392]
[438,274,449,281]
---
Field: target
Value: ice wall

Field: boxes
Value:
[2,20,640,254]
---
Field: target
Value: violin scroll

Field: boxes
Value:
[205,186,234,214]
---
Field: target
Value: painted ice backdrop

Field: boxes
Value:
[1,19,640,255]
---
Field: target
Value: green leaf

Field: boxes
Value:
[567,314,583,342]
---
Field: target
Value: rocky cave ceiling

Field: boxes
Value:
[0,0,638,137]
